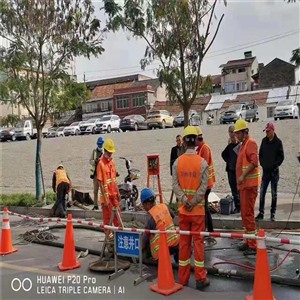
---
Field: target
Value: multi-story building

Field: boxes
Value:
[252,58,296,89]
[82,74,167,120]
[220,51,258,94]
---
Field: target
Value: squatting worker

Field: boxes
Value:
[195,127,216,232]
[89,136,104,210]
[172,126,210,290]
[234,119,261,256]
[52,164,71,218]
[140,188,179,263]
[96,138,121,233]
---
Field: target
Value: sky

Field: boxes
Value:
[75,0,300,83]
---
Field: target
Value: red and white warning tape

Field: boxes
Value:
[4,210,300,246]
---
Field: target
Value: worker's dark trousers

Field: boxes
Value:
[54,182,69,218]
[227,170,240,210]
[205,189,214,232]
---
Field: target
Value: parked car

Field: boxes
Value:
[63,121,82,136]
[146,110,174,129]
[120,115,148,131]
[79,118,101,135]
[274,100,299,120]
[46,127,65,138]
[173,110,200,127]
[220,103,258,124]
[0,127,16,142]
[95,115,120,133]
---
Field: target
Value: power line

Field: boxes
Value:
[77,28,299,78]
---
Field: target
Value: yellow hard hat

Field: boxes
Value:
[234,119,248,132]
[183,126,198,138]
[103,138,115,153]
[195,126,202,135]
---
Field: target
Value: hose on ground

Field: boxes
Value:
[17,224,300,287]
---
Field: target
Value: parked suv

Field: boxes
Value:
[173,110,200,127]
[63,121,82,136]
[147,110,174,129]
[220,103,258,124]
[95,114,120,133]
[274,100,299,120]
[79,118,101,134]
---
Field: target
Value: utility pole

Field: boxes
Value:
[84,72,86,83]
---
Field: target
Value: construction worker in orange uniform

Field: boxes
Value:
[195,127,216,233]
[172,126,210,290]
[52,164,71,218]
[234,119,261,256]
[140,188,179,263]
[96,138,121,232]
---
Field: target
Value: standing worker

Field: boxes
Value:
[256,122,284,221]
[234,119,261,255]
[52,164,71,218]
[195,127,216,232]
[172,126,210,290]
[90,136,104,210]
[96,138,121,231]
[170,134,185,175]
[221,125,241,213]
[169,134,185,203]
[140,188,179,263]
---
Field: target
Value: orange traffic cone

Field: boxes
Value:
[246,229,275,300]
[150,224,183,296]
[58,214,80,271]
[0,207,18,255]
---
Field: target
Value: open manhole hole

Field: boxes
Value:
[89,258,131,272]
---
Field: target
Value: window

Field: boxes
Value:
[225,82,235,93]
[238,68,246,73]
[100,101,108,111]
[132,93,145,107]
[267,107,275,118]
[231,69,236,74]
[241,82,247,90]
[116,96,129,109]
[236,83,240,91]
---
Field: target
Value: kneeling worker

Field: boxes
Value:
[141,188,179,263]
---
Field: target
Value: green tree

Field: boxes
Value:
[104,0,225,126]
[0,0,105,200]
[290,48,300,68]
[1,114,20,127]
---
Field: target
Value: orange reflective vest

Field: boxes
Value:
[148,203,179,260]
[236,137,261,190]
[197,143,216,189]
[97,156,118,204]
[177,154,205,216]
[55,169,70,189]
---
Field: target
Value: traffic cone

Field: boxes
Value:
[246,229,275,300]
[58,214,80,271]
[150,224,183,296]
[0,207,18,255]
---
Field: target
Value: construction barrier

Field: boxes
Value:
[5,210,300,246]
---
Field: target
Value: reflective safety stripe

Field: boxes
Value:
[2,220,10,229]
[179,259,191,267]
[194,260,205,268]
[182,189,196,196]
[257,239,266,249]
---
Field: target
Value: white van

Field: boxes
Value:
[274,100,299,120]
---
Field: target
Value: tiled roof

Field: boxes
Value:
[87,78,161,102]
[222,91,268,108]
[221,57,256,69]
[85,74,151,89]
[88,82,135,102]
